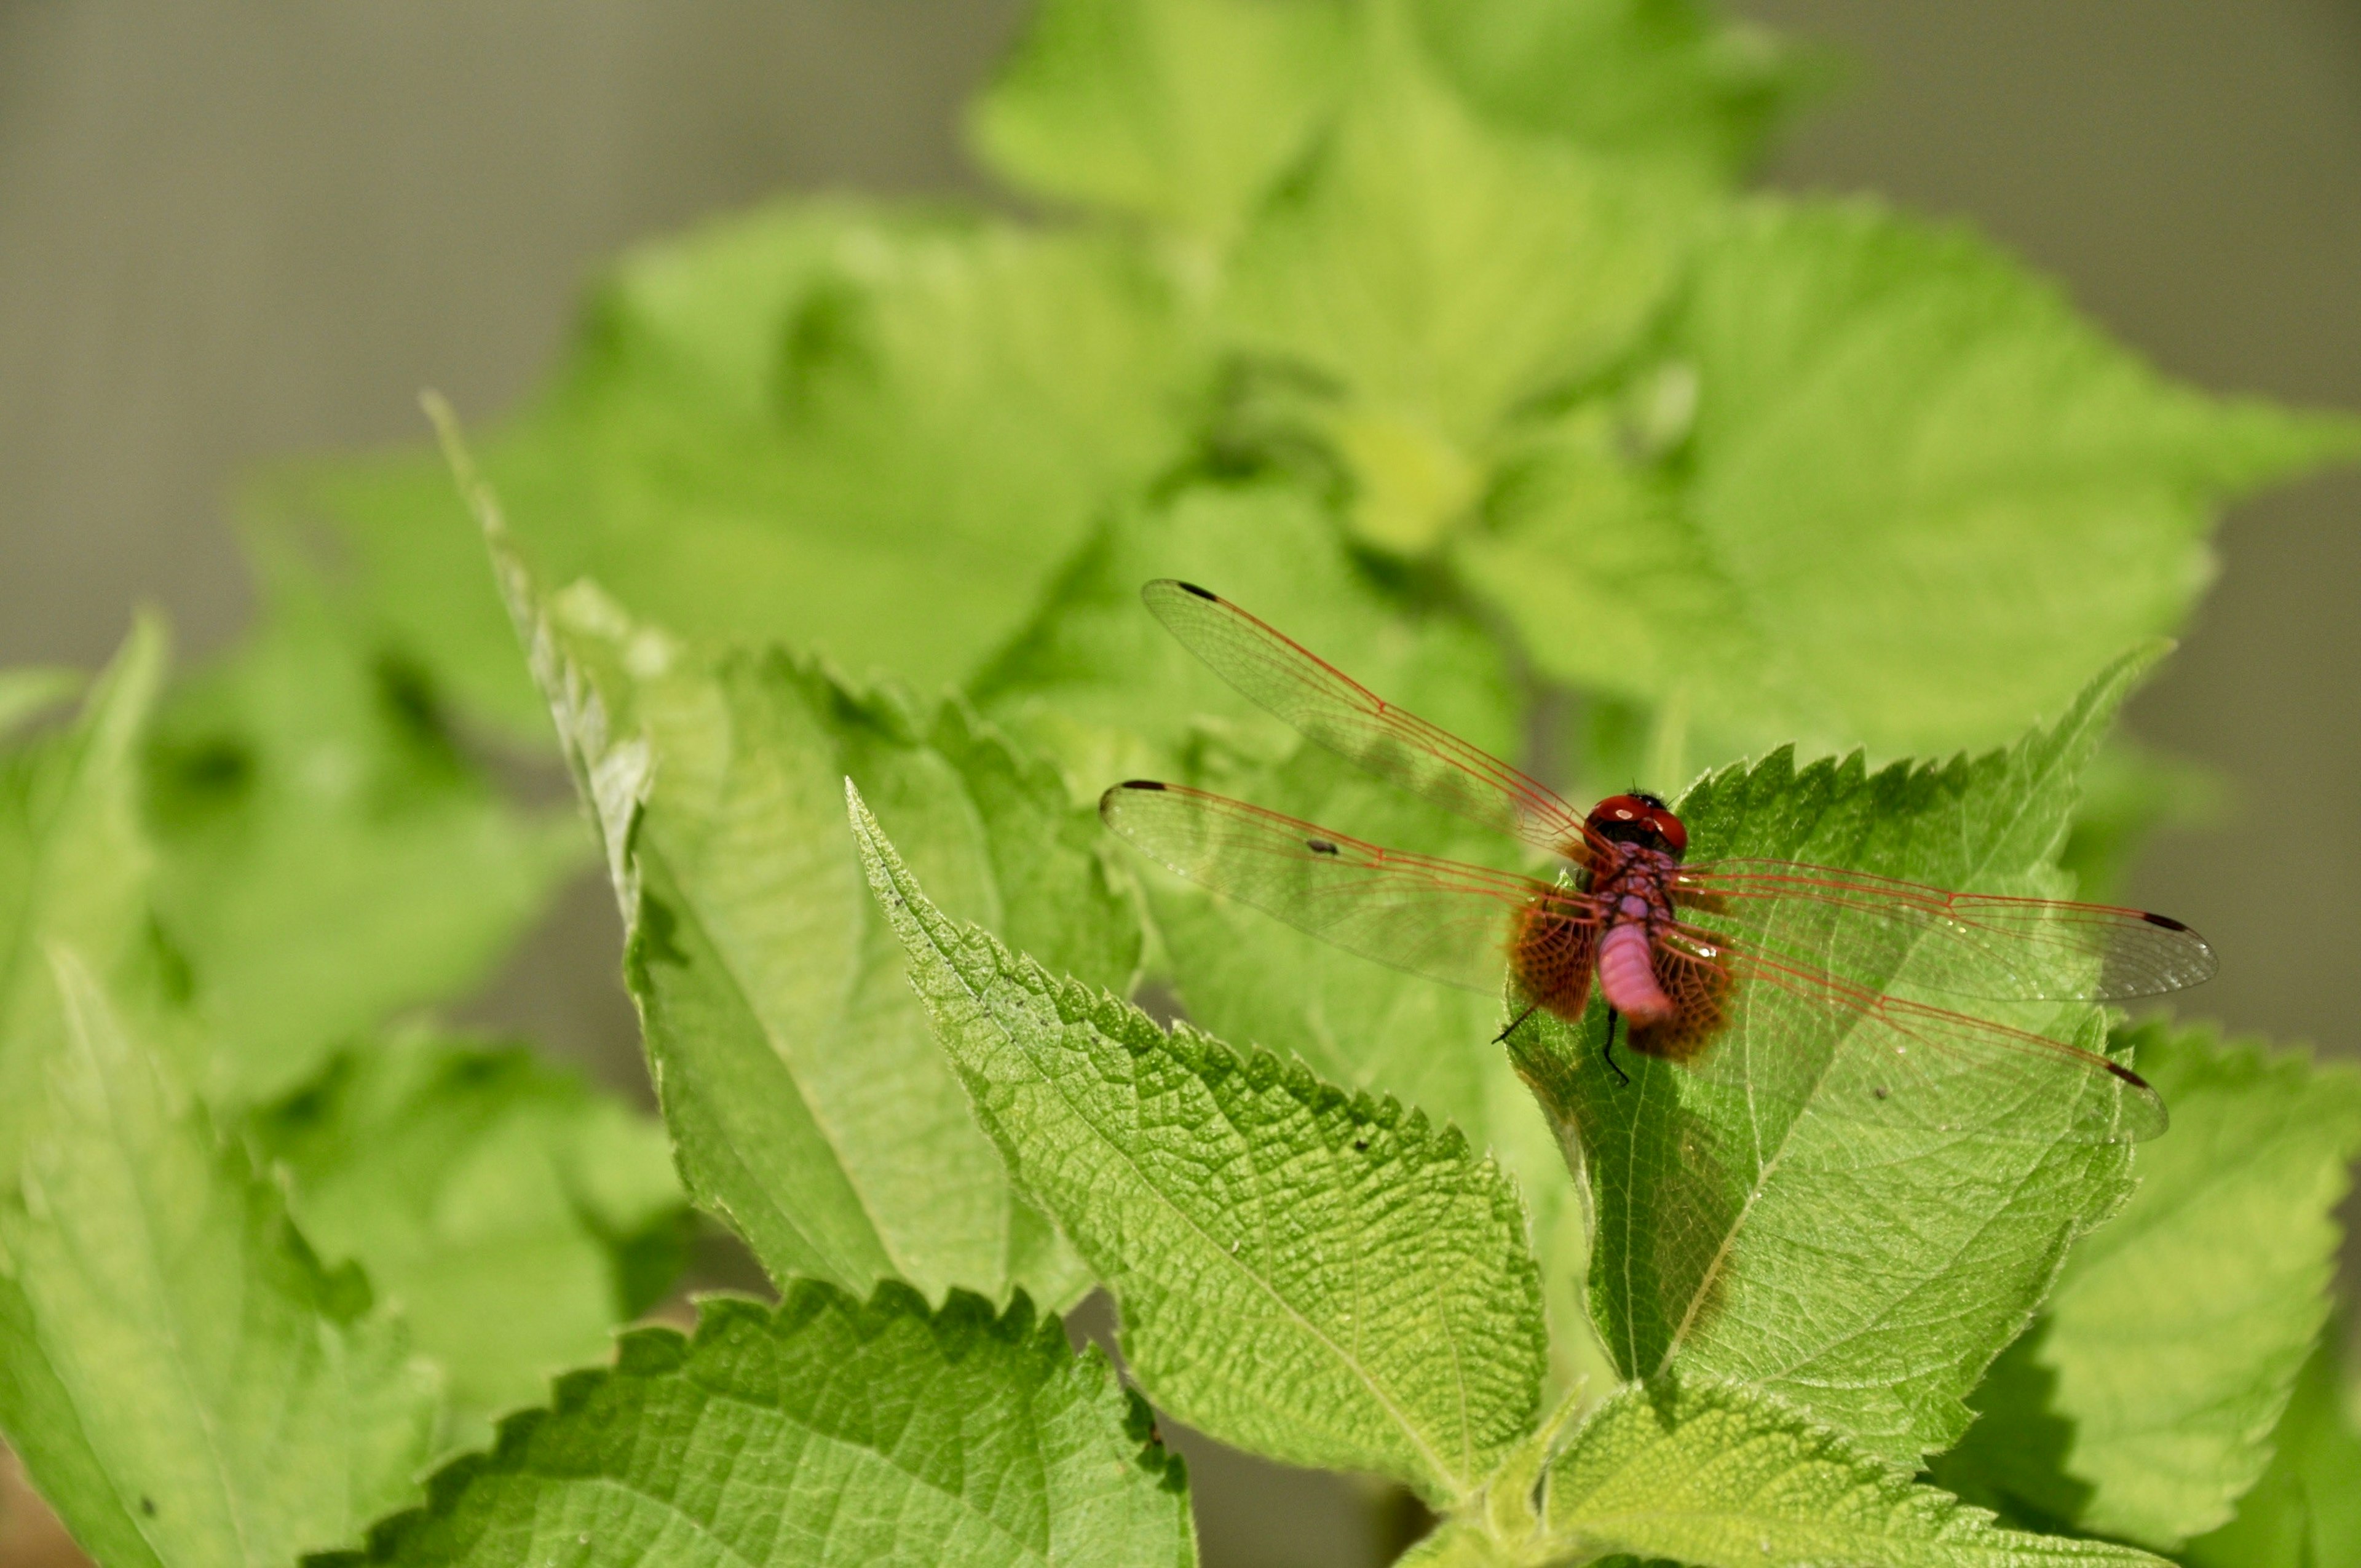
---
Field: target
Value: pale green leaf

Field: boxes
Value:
[1220,13,1700,553]
[1933,1024,2361,1546]
[854,789,1546,1505]
[328,1283,1193,1568]
[970,0,1345,243]
[0,621,168,1188]
[146,563,585,1104]
[1460,199,2361,758]
[246,1031,689,1440]
[2183,1328,2361,1568]
[1495,1377,2165,1568]
[972,476,1518,796]
[0,952,440,1568]
[472,448,1133,1310]
[1511,651,2157,1463]
[280,204,1201,740]
[0,668,82,742]
[1409,0,1814,176]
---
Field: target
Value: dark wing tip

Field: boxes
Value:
[1117,779,1167,791]
[1173,580,1219,601]
[2105,1059,2152,1090]
[2140,911,2191,932]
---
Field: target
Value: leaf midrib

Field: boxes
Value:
[881,842,1471,1500]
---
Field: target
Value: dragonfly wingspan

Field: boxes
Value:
[1141,580,1599,859]
[1101,781,1585,997]
[1675,860,2217,1002]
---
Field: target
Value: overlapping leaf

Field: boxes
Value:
[278,204,1202,741]
[330,1283,1193,1568]
[856,791,1546,1505]
[248,1031,689,1438]
[970,0,1345,243]
[464,438,1135,1306]
[2182,1328,2361,1568]
[1512,651,2157,1463]
[1409,0,1813,177]
[147,565,584,1104]
[1459,198,2361,759]
[0,953,440,1568]
[1220,12,1701,553]
[1934,1024,2361,1546]
[1412,1377,2165,1567]
[0,624,170,1187]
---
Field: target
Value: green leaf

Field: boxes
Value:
[0,668,83,743]
[473,443,1134,1309]
[282,204,1201,741]
[246,1030,689,1439]
[1459,198,2361,758]
[1932,1024,2361,1546]
[1438,1377,2165,1567]
[0,621,169,1188]
[2183,1327,2361,1568]
[1511,651,2157,1464]
[1220,13,1700,554]
[0,951,440,1568]
[146,560,585,1105]
[970,0,1346,244]
[973,476,1519,793]
[1409,0,1814,177]
[331,1283,1193,1568]
[854,788,1546,1505]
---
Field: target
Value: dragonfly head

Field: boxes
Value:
[1587,792,1689,860]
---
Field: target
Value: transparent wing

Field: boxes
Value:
[1101,780,1592,996]
[1656,921,2167,1144]
[1675,859,2216,1003]
[1142,579,1600,858]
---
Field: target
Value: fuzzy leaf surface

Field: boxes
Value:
[1501,1377,2167,1568]
[247,1031,688,1438]
[1511,652,2157,1463]
[855,791,1546,1504]
[334,1283,1193,1568]
[1460,199,2361,758]
[0,954,440,1568]
[483,485,1131,1308]
[1934,1024,2361,1546]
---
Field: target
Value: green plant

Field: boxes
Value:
[4,1,2360,1564]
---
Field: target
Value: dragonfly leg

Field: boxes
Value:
[1602,1010,1631,1087]
[1493,999,1542,1046]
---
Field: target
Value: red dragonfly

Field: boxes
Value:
[1101,580,2213,1142]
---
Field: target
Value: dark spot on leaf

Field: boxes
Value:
[1872,1086,1888,1100]
[140,1497,156,1517]
[1353,1138,1368,1152]
[1307,838,1340,856]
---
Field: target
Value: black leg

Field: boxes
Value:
[1493,999,1542,1045]
[1602,1010,1630,1087]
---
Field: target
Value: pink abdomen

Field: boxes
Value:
[1597,923,1672,1024]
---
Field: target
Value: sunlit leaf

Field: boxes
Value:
[1513,651,2157,1463]
[856,790,1546,1504]
[328,1284,1193,1568]
[0,953,440,1567]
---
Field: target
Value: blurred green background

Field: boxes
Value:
[2,4,2355,1563]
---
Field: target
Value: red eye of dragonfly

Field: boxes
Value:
[1099,580,2211,1142]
